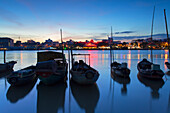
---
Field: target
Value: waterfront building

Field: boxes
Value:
[0,37,14,49]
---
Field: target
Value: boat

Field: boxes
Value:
[137,7,164,79]
[111,62,130,78]
[36,51,68,85]
[137,73,164,99]
[37,81,67,113]
[6,77,37,103]
[7,65,36,86]
[0,61,17,73]
[70,54,99,85]
[70,80,99,113]
[110,26,130,78]
[137,59,164,79]
[165,62,170,69]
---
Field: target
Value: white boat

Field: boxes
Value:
[70,54,99,85]
[0,61,17,72]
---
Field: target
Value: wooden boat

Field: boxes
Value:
[0,61,17,72]
[137,73,164,99]
[7,65,36,86]
[37,81,67,113]
[111,61,130,78]
[36,51,68,85]
[6,78,37,103]
[165,62,170,69]
[70,80,99,113]
[70,54,99,85]
[137,59,164,79]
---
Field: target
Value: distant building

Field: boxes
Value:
[0,37,14,48]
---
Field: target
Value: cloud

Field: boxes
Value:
[115,31,135,34]
[0,8,23,26]
[94,33,167,41]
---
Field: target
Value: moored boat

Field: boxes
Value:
[0,61,17,73]
[7,65,36,86]
[137,59,164,79]
[111,61,130,78]
[165,62,170,69]
[36,51,68,85]
[70,54,99,85]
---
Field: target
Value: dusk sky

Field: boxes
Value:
[0,0,170,42]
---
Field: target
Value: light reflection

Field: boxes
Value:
[123,55,125,59]
[138,54,140,60]
[148,54,150,59]
[20,53,23,64]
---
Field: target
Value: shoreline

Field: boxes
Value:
[0,49,168,51]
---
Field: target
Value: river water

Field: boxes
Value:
[0,50,170,113]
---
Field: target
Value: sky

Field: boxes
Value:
[0,0,170,42]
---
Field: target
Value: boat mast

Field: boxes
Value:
[164,9,170,59]
[150,6,155,63]
[60,29,65,65]
[111,26,114,61]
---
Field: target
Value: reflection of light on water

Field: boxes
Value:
[165,50,168,54]
[123,55,125,59]
[138,54,140,59]
[161,54,163,59]
[20,53,23,64]
[148,54,150,59]
[165,54,168,59]
[156,55,158,58]
[128,58,131,68]
[127,53,131,68]
[102,54,104,64]
[128,54,131,60]
[164,54,168,70]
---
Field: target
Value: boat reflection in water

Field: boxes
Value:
[70,80,100,113]
[111,74,130,96]
[137,73,165,99]
[6,78,37,103]
[37,81,67,113]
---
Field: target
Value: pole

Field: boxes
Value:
[150,6,155,63]
[4,50,6,63]
[60,29,65,66]
[164,9,170,59]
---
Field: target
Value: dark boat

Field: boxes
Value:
[70,80,99,113]
[0,61,17,73]
[36,51,68,85]
[7,65,36,86]
[37,81,67,113]
[165,62,170,69]
[6,78,37,103]
[137,73,164,99]
[137,59,164,79]
[111,62,130,78]
[70,54,99,85]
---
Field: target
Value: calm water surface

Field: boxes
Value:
[0,50,170,113]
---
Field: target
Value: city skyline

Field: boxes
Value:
[0,0,170,42]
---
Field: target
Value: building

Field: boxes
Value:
[0,37,14,49]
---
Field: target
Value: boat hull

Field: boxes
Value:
[7,72,36,86]
[37,71,67,85]
[111,68,130,78]
[70,70,99,85]
[137,64,164,79]
[7,66,36,86]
